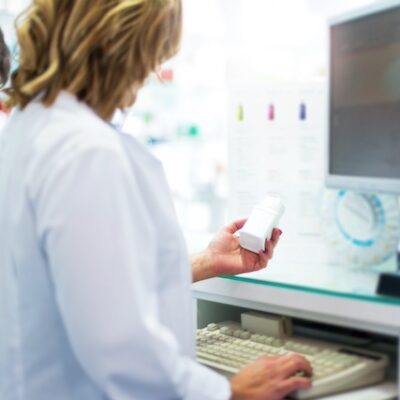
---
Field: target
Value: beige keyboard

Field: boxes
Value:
[196,322,389,399]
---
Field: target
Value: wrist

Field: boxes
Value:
[229,377,245,400]
[190,250,216,283]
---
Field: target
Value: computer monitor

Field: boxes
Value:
[326,0,400,194]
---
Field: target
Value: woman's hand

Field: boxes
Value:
[191,219,282,283]
[230,354,312,400]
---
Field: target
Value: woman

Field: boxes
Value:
[0,1,312,399]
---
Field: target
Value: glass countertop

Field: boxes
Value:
[187,232,400,307]
[220,258,400,306]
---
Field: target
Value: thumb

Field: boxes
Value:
[224,218,247,234]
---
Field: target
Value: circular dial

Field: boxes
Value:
[322,190,400,267]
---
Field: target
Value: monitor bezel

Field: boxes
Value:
[325,0,400,194]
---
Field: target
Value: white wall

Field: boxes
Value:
[0,0,28,14]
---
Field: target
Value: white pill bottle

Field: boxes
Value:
[239,195,285,253]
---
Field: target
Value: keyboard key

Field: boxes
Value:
[207,323,219,331]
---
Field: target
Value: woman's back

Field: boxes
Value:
[0,93,126,399]
[0,92,195,399]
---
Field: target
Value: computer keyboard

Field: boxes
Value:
[196,319,389,399]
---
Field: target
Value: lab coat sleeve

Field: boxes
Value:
[32,146,231,400]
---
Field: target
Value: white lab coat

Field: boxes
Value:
[0,92,230,400]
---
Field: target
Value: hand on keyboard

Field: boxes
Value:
[230,354,312,400]
[197,321,389,399]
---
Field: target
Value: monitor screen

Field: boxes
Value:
[328,3,400,192]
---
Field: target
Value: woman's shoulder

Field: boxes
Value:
[15,91,126,158]
[2,92,129,186]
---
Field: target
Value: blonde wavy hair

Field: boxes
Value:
[6,0,182,119]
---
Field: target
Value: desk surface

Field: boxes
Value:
[220,258,400,307]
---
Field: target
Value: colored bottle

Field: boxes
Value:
[299,102,307,121]
[237,104,244,122]
[268,103,275,121]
